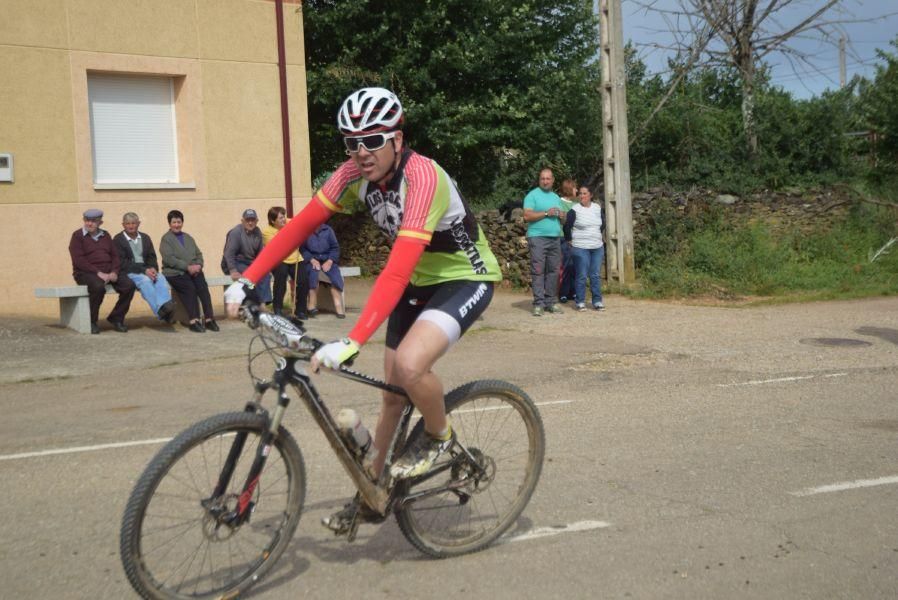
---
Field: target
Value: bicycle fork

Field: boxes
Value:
[207,376,290,528]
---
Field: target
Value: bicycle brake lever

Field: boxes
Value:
[239,302,262,329]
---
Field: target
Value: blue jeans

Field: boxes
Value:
[127,273,173,316]
[559,239,574,300]
[572,246,604,306]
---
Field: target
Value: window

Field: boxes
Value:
[87,73,180,186]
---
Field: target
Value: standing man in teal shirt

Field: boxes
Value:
[523,168,565,316]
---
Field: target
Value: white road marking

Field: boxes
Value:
[0,400,574,462]
[454,399,572,415]
[789,475,898,497]
[0,438,172,461]
[502,520,612,544]
[717,372,847,387]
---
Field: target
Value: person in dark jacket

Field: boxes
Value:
[114,212,175,323]
[222,209,272,303]
[301,223,345,317]
[68,208,135,334]
[160,209,219,333]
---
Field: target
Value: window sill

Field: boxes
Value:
[93,182,197,190]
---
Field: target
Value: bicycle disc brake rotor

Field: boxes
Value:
[200,494,243,541]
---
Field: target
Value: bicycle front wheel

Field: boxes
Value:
[120,412,306,600]
[395,380,545,557]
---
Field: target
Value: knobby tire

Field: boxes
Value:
[395,380,545,557]
[120,412,305,600]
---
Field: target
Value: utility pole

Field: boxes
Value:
[598,0,635,284]
[839,35,846,88]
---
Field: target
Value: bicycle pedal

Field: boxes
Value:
[321,512,354,536]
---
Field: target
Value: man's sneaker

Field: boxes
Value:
[576,303,587,312]
[532,306,543,317]
[559,296,569,304]
[390,427,455,479]
[594,301,605,311]
[545,304,564,314]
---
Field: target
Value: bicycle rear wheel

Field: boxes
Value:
[395,380,545,557]
[120,412,305,600]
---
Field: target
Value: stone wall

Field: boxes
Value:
[329,186,859,288]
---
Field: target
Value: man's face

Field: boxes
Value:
[242,217,258,232]
[539,170,554,191]
[123,219,140,237]
[83,219,101,234]
[348,130,403,185]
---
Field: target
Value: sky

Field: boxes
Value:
[619,0,898,98]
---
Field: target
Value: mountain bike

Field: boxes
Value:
[120,307,545,599]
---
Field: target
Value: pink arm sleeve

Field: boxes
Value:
[347,236,425,346]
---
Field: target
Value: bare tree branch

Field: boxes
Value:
[629,0,891,156]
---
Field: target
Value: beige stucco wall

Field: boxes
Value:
[0,0,312,317]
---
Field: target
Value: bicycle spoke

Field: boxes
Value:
[397,382,544,556]
[123,415,305,599]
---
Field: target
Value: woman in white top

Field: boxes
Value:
[563,186,605,311]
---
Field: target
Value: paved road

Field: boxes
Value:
[1,282,896,599]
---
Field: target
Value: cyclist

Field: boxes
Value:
[225,87,502,520]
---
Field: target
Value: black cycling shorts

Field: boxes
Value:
[385,280,494,350]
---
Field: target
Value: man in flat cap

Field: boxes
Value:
[221,209,271,303]
[69,208,135,334]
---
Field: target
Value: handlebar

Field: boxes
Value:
[240,303,322,356]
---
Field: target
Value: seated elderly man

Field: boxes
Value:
[113,212,175,323]
[69,208,135,334]
[221,209,272,304]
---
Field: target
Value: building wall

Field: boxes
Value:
[0,0,312,316]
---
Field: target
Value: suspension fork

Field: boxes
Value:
[212,373,291,524]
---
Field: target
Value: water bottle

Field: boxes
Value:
[336,408,372,459]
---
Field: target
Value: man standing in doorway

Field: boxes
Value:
[523,168,565,316]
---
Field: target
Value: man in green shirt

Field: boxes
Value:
[522,168,565,316]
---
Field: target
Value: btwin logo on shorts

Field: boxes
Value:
[459,283,488,318]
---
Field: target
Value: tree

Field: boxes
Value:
[301,0,603,204]
[859,37,898,167]
[631,0,892,158]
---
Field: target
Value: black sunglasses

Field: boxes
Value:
[344,131,399,154]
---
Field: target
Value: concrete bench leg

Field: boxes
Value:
[60,296,92,333]
[169,291,191,325]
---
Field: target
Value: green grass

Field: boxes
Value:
[628,202,898,302]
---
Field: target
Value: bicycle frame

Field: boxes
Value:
[222,354,415,521]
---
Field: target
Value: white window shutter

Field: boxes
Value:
[88,74,179,184]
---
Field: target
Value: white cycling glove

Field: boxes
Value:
[314,338,360,371]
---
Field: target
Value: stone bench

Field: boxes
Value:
[34,275,233,333]
[35,267,360,333]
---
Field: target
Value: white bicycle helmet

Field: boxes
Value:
[337,87,404,134]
